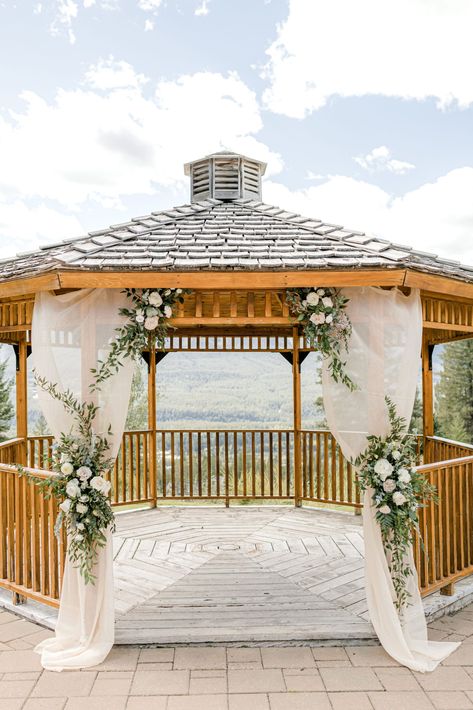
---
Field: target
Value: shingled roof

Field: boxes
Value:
[1,152,472,286]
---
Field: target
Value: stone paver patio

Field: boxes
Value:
[1,604,473,709]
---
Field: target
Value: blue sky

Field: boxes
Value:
[1,0,473,262]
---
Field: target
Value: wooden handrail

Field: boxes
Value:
[0,462,58,480]
[416,454,473,474]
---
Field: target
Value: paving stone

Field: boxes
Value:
[261,647,315,669]
[0,678,36,697]
[92,646,139,671]
[139,648,174,663]
[228,670,285,694]
[414,666,473,691]
[126,698,167,710]
[328,692,373,709]
[227,649,261,663]
[0,620,40,642]
[319,666,383,691]
[0,650,43,672]
[369,691,435,709]
[189,674,227,694]
[428,691,473,709]
[282,668,324,691]
[32,671,97,697]
[174,648,227,670]
[311,647,349,661]
[23,700,67,710]
[375,667,422,690]
[0,700,23,710]
[347,645,400,666]
[64,699,128,710]
[442,644,473,665]
[268,692,331,710]
[167,695,228,710]
[229,694,269,710]
[130,670,190,695]
[90,672,132,696]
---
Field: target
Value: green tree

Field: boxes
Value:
[0,359,14,441]
[125,360,149,431]
[409,387,423,434]
[436,339,473,444]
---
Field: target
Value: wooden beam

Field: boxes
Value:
[292,326,303,508]
[148,336,157,508]
[56,269,407,290]
[422,336,434,458]
[15,337,28,465]
[0,274,60,298]
[405,271,473,300]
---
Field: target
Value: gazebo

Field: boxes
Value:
[1,151,473,649]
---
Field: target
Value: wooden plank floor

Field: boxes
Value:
[114,506,375,644]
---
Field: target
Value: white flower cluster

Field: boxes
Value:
[134,289,181,331]
[58,458,111,543]
[372,455,415,514]
[303,289,334,325]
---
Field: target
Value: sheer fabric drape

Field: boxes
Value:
[322,287,459,671]
[32,288,135,671]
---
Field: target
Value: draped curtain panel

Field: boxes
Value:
[322,287,459,672]
[32,288,135,671]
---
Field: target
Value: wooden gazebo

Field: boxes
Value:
[1,150,473,614]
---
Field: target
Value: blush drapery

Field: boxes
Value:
[32,288,135,672]
[322,287,459,672]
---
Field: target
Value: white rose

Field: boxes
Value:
[392,450,401,461]
[322,296,333,308]
[176,288,182,294]
[379,505,391,514]
[164,305,172,318]
[59,498,71,513]
[325,314,333,324]
[74,533,84,542]
[373,459,393,481]
[65,479,80,498]
[383,478,396,493]
[309,312,325,326]
[306,292,320,306]
[76,522,85,531]
[80,494,89,502]
[393,492,407,506]
[301,299,308,307]
[77,466,92,481]
[398,469,411,484]
[144,316,159,331]
[76,503,88,514]
[61,462,74,475]
[317,289,325,295]
[136,314,145,324]
[90,476,111,495]
[92,509,100,516]
[148,291,163,306]
[146,307,158,316]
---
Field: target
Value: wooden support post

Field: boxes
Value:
[422,337,434,463]
[15,337,28,466]
[440,582,455,596]
[148,337,157,507]
[292,326,303,507]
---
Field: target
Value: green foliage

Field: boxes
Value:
[91,288,190,390]
[125,361,149,431]
[286,287,356,390]
[436,340,473,444]
[0,359,14,441]
[25,374,115,584]
[355,397,436,612]
[409,387,423,434]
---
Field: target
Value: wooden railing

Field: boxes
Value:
[301,430,359,508]
[424,436,473,465]
[415,455,473,596]
[110,430,153,506]
[156,429,295,502]
[0,463,65,607]
[0,438,25,465]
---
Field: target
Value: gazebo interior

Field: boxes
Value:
[1,151,473,644]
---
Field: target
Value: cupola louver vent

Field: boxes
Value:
[184,151,267,203]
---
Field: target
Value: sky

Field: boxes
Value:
[1,0,473,264]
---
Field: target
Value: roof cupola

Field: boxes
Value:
[184,151,267,203]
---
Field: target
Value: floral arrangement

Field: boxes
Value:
[286,287,355,390]
[92,288,189,389]
[354,398,436,611]
[26,376,115,584]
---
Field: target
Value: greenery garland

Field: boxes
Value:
[354,398,436,611]
[91,288,190,389]
[24,376,115,584]
[286,287,355,390]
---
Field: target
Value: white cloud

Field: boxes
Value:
[0,200,83,258]
[264,167,473,264]
[137,0,163,9]
[50,0,78,44]
[195,0,210,16]
[144,18,154,30]
[354,146,415,175]
[0,64,281,210]
[263,0,473,118]
[85,57,149,90]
